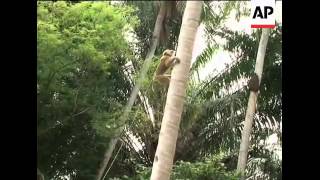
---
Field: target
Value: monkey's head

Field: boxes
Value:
[163,49,175,56]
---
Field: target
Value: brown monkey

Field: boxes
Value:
[248,73,260,92]
[153,49,180,86]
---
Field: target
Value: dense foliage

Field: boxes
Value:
[37,2,138,179]
[37,1,281,180]
[113,153,240,180]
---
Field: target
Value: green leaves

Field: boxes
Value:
[37,2,139,179]
[190,44,219,75]
[128,153,240,180]
[180,25,282,161]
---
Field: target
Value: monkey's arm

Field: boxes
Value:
[165,56,180,67]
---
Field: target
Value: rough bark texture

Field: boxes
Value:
[150,2,203,180]
[237,28,271,178]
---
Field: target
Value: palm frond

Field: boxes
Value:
[190,44,219,75]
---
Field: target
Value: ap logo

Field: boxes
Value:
[251,0,275,28]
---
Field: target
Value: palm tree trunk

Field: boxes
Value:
[95,3,167,180]
[236,28,271,178]
[150,2,203,180]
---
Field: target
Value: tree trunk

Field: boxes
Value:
[236,28,271,178]
[95,3,167,180]
[150,2,203,180]
[37,168,44,180]
[123,61,156,126]
[95,138,118,180]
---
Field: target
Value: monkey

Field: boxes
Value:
[151,50,180,129]
[151,50,179,125]
[248,73,260,92]
[153,49,180,87]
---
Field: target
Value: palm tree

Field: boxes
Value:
[95,2,172,180]
[150,2,203,180]
[237,28,271,178]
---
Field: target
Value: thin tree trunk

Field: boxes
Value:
[236,28,271,178]
[150,2,203,180]
[124,61,156,126]
[95,138,118,180]
[95,3,167,180]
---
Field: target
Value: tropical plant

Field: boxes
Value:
[37,2,139,179]
[150,1,203,179]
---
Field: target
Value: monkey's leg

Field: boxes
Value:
[156,75,171,84]
[155,75,171,86]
